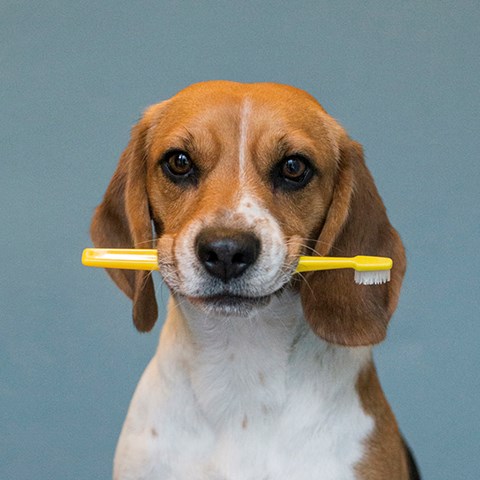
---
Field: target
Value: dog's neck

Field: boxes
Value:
[156,290,372,429]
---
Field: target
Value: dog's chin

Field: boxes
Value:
[178,292,278,317]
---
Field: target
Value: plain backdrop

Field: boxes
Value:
[1,1,479,478]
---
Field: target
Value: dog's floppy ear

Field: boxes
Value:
[300,137,406,346]
[90,119,158,332]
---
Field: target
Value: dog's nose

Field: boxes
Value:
[195,228,261,282]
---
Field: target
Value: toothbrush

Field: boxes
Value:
[82,248,392,285]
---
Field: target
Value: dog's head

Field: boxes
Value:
[91,81,405,346]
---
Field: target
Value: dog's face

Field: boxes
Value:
[91,81,406,346]
[148,83,340,316]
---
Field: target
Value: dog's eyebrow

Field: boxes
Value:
[168,128,221,165]
[147,126,199,159]
[273,133,317,161]
[167,128,197,152]
[275,134,290,157]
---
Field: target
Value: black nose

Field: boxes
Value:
[195,228,261,282]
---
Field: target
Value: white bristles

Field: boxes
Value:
[354,269,391,285]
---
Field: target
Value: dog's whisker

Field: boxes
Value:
[139,270,155,290]
[294,271,317,301]
[133,238,158,247]
[285,236,345,256]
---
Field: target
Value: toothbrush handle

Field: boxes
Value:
[82,248,159,270]
[296,255,392,273]
[296,256,356,273]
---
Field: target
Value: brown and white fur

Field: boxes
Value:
[91,81,419,479]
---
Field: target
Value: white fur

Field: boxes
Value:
[238,99,251,183]
[113,292,373,480]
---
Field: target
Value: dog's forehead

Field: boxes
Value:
[153,82,327,127]
[146,81,340,159]
[173,80,325,110]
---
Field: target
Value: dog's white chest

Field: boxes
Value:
[113,297,373,480]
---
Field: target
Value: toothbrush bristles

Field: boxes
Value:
[354,269,391,285]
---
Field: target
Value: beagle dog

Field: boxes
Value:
[91,81,420,480]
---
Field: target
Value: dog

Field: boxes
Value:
[91,81,420,479]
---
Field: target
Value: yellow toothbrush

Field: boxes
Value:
[82,248,392,285]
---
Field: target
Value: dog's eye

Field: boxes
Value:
[161,150,197,185]
[282,157,307,180]
[166,152,193,175]
[271,155,314,191]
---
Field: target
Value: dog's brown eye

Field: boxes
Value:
[271,155,314,191]
[167,152,192,175]
[282,157,307,180]
[161,150,197,185]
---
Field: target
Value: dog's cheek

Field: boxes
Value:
[173,218,211,295]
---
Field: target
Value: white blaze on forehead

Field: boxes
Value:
[238,99,251,182]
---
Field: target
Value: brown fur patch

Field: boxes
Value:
[355,361,410,479]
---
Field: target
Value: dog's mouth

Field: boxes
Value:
[189,293,271,307]
[184,293,272,315]
[180,286,288,316]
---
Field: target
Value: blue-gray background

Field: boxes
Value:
[1,1,479,478]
